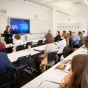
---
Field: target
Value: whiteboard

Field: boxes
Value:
[0,15,8,33]
[57,23,81,34]
[30,19,47,33]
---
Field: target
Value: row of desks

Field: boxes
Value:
[6,38,45,48]
[8,45,46,62]
[21,46,87,88]
[7,39,87,88]
[8,42,59,62]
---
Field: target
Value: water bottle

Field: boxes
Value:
[25,36,27,41]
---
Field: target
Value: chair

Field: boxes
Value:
[0,69,16,88]
[38,40,43,46]
[16,44,26,51]
[26,42,32,49]
[62,46,71,58]
[47,52,57,69]
[15,54,31,71]
[78,39,83,47]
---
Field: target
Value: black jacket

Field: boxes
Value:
[54,35,61,42]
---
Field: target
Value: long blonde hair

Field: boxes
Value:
[62,33,69,46]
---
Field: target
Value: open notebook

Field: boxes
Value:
[37,80,60,88]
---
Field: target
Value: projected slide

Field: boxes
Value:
[10,18,30,34]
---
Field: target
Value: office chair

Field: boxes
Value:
[38,40,43,46]
[15,54,34,77]
[0,69,16,88]
[16,44,26,51]
[15,54,31,71]
[62,46,71,58]
[46,52,57,69]
[26,42,32,49]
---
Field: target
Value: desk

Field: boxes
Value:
[8,49,39,62]
[8,42,59,62]
[6,44,14,48]
[21,47,87,88]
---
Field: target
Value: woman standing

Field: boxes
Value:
[4,26,13,44]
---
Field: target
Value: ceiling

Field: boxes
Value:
[25,0,88,9]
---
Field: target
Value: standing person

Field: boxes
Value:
[4,26,13,44]
[54,31,61,42]
[82,30,86,38]
[59,54,88,88]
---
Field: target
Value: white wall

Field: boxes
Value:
[51,8,88,36]
[0,0,48,41]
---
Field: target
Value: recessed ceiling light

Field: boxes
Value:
[84,0,88,5]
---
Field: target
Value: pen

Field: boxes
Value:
[37,81,43,88]
[45,80,60,84]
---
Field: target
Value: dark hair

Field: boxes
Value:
[5,26,10,32]
[14,34,20,40]
[57,31,60,35]
[84,36,88,49]
[63,30,66,33]
[70,54,88,88]
[82,31,85,33]
[69,31,72,35]
[46,34,54,44]
[78,31,82,35]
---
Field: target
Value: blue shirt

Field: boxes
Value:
[0,52,15,72]
[72,35,80,45]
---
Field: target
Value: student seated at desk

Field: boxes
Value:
[0,52,15,72]
[13,34,23,51]
[35,34,57,73]
[59,54,88,88]
[57,34,67,59]
[54,31,61,42]
[84,36,88,54]
[0,38,6,52]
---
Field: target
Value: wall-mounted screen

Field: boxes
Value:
[9,18,30,34]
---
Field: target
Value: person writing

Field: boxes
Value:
[4,26,13,44]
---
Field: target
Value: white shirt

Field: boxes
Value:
[44,43,57,57]
[14,39,24,48]
[83,33,86,37]
[57,39,66,54]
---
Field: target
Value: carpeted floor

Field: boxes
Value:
[11,54,40,88]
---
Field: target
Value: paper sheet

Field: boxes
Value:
[38,80,59,88]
